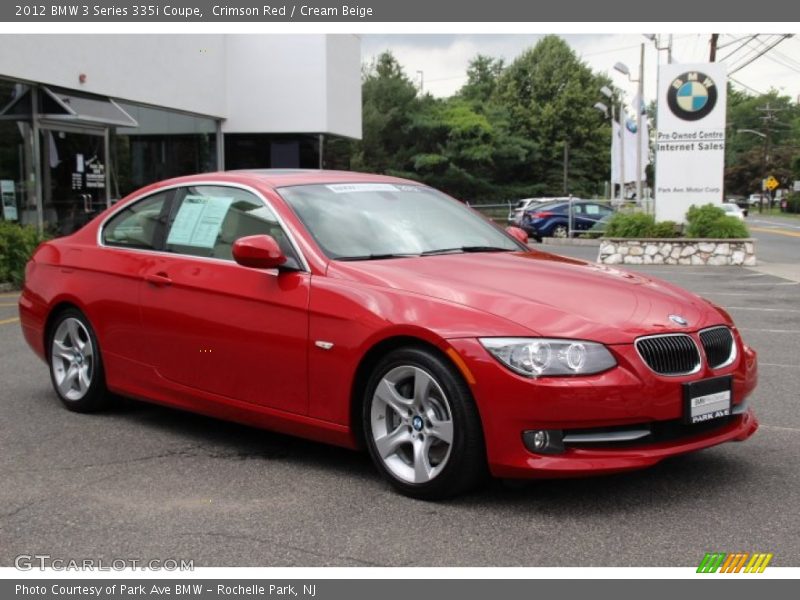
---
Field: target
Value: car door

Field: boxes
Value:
[138,184,311,415]
[98,189,175,366]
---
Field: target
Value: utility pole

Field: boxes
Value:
[709,34,719,62]
[757,103,784,210]
[416,70,424,94]
[563,141,569,195]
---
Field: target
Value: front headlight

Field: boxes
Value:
[479,338,617,378]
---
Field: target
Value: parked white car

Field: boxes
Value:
[721,203,746,221]
[748,193,764,206]
[507,197,567,224]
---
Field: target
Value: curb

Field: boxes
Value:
[541,237,602,247]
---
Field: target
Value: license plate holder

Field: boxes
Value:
[683,376,732,425]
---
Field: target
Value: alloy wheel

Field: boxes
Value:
[51,317,94,401]
[369,365,454,484]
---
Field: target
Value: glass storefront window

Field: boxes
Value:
[0,79,34,226]
[114,102,218,197]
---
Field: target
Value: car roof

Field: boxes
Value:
[151,169,422,190]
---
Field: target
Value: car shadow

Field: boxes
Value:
[106,395,754,511]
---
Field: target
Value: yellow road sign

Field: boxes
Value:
[765,175,779,191]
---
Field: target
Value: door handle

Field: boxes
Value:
[144,272,172,287]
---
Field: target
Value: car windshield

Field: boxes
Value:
[279,183,523,260]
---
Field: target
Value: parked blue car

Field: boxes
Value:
[520,200,615,240]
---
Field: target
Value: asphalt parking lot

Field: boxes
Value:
[1,220,799,568]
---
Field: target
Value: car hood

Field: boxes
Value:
[326,250,727,344]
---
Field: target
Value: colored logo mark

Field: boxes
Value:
[667,71,718,121]
[697,552,773,573]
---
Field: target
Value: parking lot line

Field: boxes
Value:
[739,328,800,334]
[0,317,19,325]
[0,302,19,307]
[727,306,800,313]
[750,226,800,238]
[0,293,20,298]
[761,425,800,433]
[759,362,800,369]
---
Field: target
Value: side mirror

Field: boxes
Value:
[505,226,529,245]
[232,235,286,269]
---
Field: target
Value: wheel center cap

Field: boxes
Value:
[74,353,83,365]
[412,416,424,431]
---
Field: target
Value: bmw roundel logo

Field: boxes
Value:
[667,72,718,121]
[669,314,689,326]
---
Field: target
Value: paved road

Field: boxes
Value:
[1,238,799,567]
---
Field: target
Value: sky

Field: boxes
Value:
[360,33,800,107]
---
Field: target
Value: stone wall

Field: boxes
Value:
[598,238,756,266]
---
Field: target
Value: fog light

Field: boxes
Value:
[522,429,565,455]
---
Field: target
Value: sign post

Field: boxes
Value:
[655,63,728,223]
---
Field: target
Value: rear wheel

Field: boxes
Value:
[48,309,110,412]
[552,224,568,238]
[363,347,487,499]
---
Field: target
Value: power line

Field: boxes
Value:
[729,34,794,75]
[729,76,765,96]
[717,34,760,63]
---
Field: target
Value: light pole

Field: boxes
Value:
[593,101,612,200]
[614,45,645,207]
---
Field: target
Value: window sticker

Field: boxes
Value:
[326,183,400,194]
[167,195,233,248]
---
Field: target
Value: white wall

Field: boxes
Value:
[222,34,361,138]
[0,34,362,138]
[0,35,227,117]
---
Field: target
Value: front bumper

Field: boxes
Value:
[447,335,758,479]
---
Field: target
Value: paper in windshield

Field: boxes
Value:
[167,195,233,248]
[326,183,399,194]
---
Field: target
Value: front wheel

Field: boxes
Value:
[48,308,110,412]
[551,224,568,238]
[363,347,487,499]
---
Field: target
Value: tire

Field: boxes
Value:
[362,346,487,500]
[552,224,568,238]
[48,308,110,413]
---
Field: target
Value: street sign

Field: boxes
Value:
[765,175,779,191]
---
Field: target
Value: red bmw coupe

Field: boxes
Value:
[19,170,758,499]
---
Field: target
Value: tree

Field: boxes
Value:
[725,86,800,197]
[493,35,613,197]
[458,55,504,107]
[351,52,421,174]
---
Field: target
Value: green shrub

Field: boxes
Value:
[0,222,48,286]
[605,213,656,238]
[685,204,749,238]
[650,220,680,238]
[604,213,679,238]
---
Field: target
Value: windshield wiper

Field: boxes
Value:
[335,253,420,261]
[421,246,514,256]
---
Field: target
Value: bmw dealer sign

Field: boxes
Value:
[655,63,727,223]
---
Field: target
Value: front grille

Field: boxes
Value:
[699,326,735,368]
[635,334,700,375]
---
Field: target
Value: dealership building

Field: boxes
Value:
[0,34,362,234]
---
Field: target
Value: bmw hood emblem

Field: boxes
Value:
[669,314,688,326]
